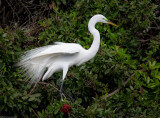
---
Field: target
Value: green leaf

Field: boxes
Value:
[28,97,35,101]
[146,77,150,84]
[22,96,28,100]
[154,75,160,80]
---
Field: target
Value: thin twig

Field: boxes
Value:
[38,81,59,91]
[19,79,67,99]
[103,73,136,99]
[29,81,38,94]
[32,109,39,118]
[38,81,67,99]
[149,27,160,30]
[29,77,41,94]
[137,39,150,42]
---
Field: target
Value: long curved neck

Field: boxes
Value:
[87,19,100,58]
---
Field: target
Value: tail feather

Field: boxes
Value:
[17,59,47,83]
[16,46,57,84]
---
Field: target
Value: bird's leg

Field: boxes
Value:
[57,77,75,102]
[57,68,75,102]
[56,75,64,99]
[60,79,64,100]
[60,67,68,101]
[56,75,62,87]
[63,91,75,102]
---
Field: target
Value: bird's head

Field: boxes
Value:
[91,14,119,27]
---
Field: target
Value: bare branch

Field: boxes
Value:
[103,73,136,99]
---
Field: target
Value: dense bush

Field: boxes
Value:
[0,0,160,117]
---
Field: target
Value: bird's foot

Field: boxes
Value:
[57,78,75,102]
[59,88,75,102]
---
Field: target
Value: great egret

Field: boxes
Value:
[17,14,118,99]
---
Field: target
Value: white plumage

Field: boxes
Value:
[18,43,84,83]
[17,14,118,99]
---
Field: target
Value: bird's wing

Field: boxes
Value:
[17,43,84,83]
[22,43,83,61]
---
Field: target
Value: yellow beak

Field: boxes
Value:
[107,21,119,27]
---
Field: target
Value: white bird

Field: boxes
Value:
[17,14,118,99]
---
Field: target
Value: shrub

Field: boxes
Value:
[0,0,159,117]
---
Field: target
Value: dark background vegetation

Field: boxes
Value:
[0,0,160,117]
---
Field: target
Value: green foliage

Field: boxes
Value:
[0,0,159,117]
